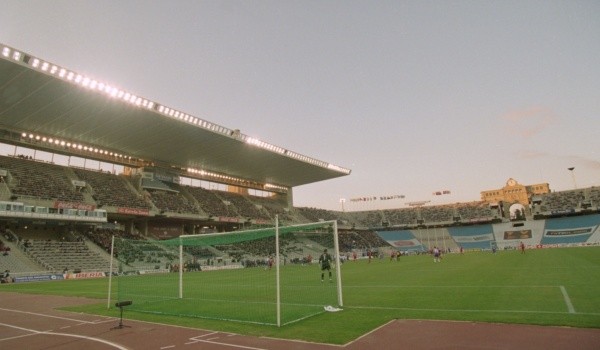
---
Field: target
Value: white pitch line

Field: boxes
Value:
[187,333,268,350]
[560,286,576,314]
[0,322,128,350]
[346,305,597,316]
[186,339,268,350]
[0,307,98,323]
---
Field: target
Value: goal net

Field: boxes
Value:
[109,219,342,326]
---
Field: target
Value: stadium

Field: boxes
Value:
[1,44,599,349]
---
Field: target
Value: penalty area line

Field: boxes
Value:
[559,285,576,314]
[346,305,594,316]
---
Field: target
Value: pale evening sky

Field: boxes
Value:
[1,1,599,211]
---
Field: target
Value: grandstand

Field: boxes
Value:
[1,43,599,281]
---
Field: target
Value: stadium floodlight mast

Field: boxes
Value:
[339,198,346,212]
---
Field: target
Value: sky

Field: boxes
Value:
[1,1,599,211]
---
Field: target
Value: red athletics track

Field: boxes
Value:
[0,292,599,350]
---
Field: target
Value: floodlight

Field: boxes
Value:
[31,58,40,67]
[12,51,21,61]
[2,47,9,57]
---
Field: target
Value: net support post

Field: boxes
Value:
[179,239,183,299]
[107,235,115,309]
[275,215,281,327]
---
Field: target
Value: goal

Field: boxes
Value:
[108,218,343,326]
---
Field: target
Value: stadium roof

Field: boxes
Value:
[0,44,350,189]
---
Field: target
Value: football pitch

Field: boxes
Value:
[2,246,599,344]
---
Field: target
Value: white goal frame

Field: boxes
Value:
[177,216,343,327]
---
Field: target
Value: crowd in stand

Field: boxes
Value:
[149,190,199,215]
[72,168,151,209]
[0,153,513,228]
[382,208,418,226]
[538,189,587,213]
[0,155,84,202]
[420,204,455,223]
[295,207,341,222]
[0,239,10,256]
[184,185,233,217]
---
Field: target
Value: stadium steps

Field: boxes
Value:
[0,238,46,273]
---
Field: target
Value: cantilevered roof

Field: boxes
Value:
[0,44,350,188]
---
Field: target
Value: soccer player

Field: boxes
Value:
[433,246,441,263]
[319,248,333,282]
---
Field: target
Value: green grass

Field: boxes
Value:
[2,246,600,344]
[113,264,341,325]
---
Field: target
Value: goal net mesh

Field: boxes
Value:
[112,221,342,326]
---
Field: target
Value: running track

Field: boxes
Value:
[1,293,598,349]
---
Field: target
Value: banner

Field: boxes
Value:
[349,194,405,202]
[453,233,494,243]
[117,207,150,216]
[218,216,241,223]
[391,239,421,247]
[545,228,593,236]
[432,190,451,196]
[54,201,95,211]
[14,274,64,283]
[64,271,105,279]
[148,224,182,238]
